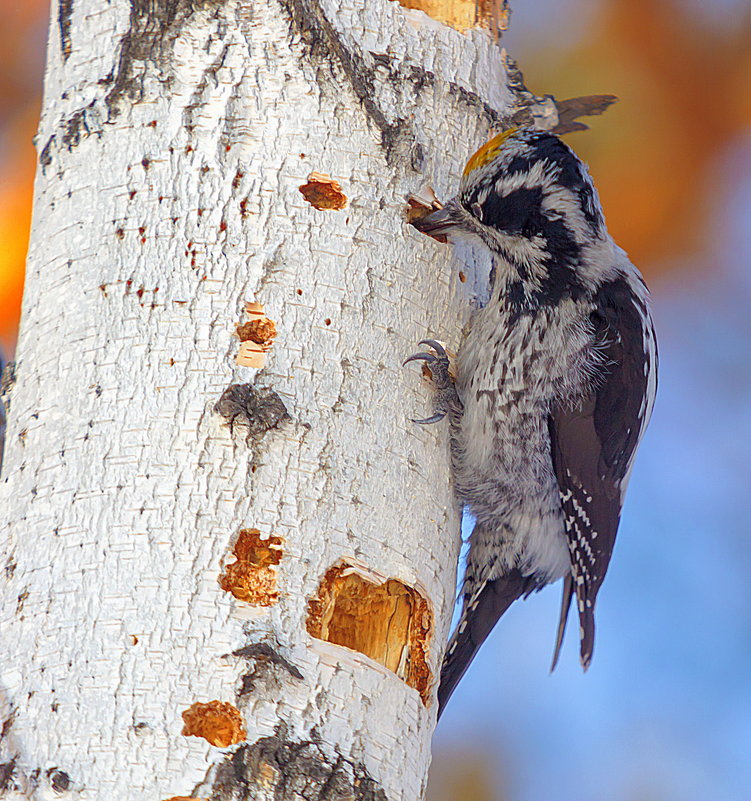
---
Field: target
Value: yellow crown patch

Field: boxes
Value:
[462,128,519,177]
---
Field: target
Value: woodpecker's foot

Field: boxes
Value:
[403,339,461,424]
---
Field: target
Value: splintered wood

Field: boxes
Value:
[219,528,283,606]
[181,701,246,747]
[306,564,433,705]
[392,0,509,37]
[298,172,347,210]
[406,186,443,224]
[236,302,276,368]
[406,187,449,243]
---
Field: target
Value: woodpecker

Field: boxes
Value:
[405,128,658,715]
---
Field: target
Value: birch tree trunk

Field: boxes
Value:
[0,1,523,798]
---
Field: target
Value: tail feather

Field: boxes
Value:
[437,569,532,717]
[550,573,573,672]
[576,579,595,670]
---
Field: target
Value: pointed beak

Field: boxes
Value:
[411,204,459,241]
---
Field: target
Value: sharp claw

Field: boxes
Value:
[405,339,452,425]
[417,339,447,358]
[411,412,446,425]
[403,352,437,367]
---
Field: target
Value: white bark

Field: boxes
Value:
[0,1,515,798]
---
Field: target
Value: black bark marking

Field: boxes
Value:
[60,105,94,151]
[39,137,55,173]
[278,0,409,164]
[0,758,16,792]
[203,725,387,801]
[232,643,303,680]
[58,0,74,61]
[15,589,28,616]
[47,768,71,793]
[183,41,232,134]
[0,707,15,741]
[214,384,290,441]
[277,1,520,166]
[231,643,304,696]
[425,65,505,129]
[105,0,225,118]
[38,103,102,168]
[0,358,13,475]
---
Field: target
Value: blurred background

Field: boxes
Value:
[1,0,750,799]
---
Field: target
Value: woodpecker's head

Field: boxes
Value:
[415,128,611,296]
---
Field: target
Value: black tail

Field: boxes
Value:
[437,569,533,717]
[550,573,574,672]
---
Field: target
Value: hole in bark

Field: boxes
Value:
[406,189,449,243]
[299,172,347,210]
[235,302,276,368]
[181,701,246,748]
[236,318,276,346]
[219,528,283,606]
[306,563,433,705]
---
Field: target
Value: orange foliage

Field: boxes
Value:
[0,113,35,354]
[0,0,45,354]
[522,0,751,272]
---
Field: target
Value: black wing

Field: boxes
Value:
[549,275,657,669]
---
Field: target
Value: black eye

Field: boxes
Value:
[521,217,541,238]
[471,202,483,221]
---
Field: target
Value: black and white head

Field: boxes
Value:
[415,128,617,300]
